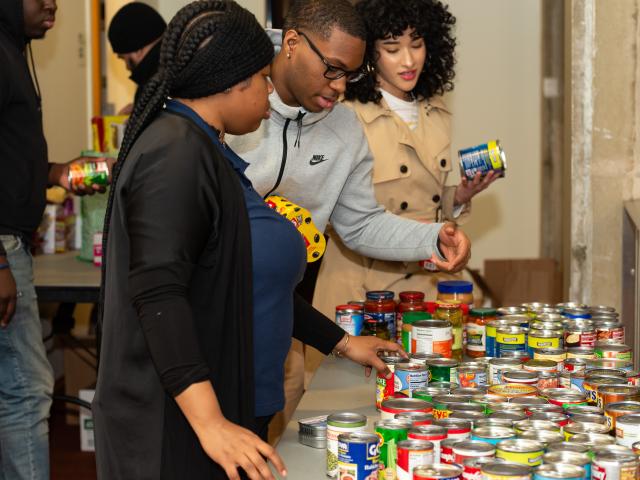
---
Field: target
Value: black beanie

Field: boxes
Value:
[108,2,167,54]
[170,1,274,99]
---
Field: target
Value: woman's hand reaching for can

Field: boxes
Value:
[337,334,408,378]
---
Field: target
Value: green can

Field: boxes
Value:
[426,358,459,384]
[375,419,411,480]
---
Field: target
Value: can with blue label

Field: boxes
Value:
[394,363,429,398]
[542,451,590,480]
[336,305,364,336]
[496,326,527,357]
[337,432,379,480]
[458,140,507,181]
[533,464,585,480]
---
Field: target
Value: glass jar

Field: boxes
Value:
[401,311,431,353]
[397,291,426,343]
[466,308,497,358]
[364,290,396,340]
[361,319,391,340]
[437,280,474,306]
[435,301,463,360]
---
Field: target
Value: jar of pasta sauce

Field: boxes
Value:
[364,290,396,340]
[397,291,426,344]
[465,308,497,358]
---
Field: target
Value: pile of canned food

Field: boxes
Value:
[315,292,640,479]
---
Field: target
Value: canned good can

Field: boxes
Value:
[377,356,409,409]
[595,321,625,343]
[597,385,640,409]
[489,411,527,423]
[489,358,523,386]
[336,304,364,337]
[615,413,640,448]
[375,419,411,479]
[395,411,434,427]
[568,432,615,449]
[502,371,538,386]
[427,359,459,384]
[434,418,472,441]
[395,364,429,398]
[410,352,444,365]
[566,347,596,360]
[633,441,640,455]
[68,160,110,190]
[543,451,590,479]
[495,439,544,466]
[381,398,433,421]
[471,426,516,445]
[563,358,587,373]
[413,320,453,357]
[461,457,501,480]
[433,395,465,420]
[583,376,622,404]
[523,359,558,373]
[449,411,486,427]
[509,396,549,408]
[487,320,517,358]
[626,370,640,386]
[565,404,603,416]
[414,386,452,403]
[563,421,609,440]
[500,351,530,362]
[528,411,569,428]
[540,388,587,408]
[594,342,632,362]
[592,450,639,480]
[456,387,489,397]
[605,401,640,431]
[408,425,448,464]
[517,429,564,447]
[396,439,434,479]
[440,438,462,464]
[496,327,527,357]
[476,418,516,429]
[452,440,495,465]
[527,329,563,356]
[337,432,380,480]
[458,366,488,388]
[488,384,537,399]
[533,464,585,480]
[568,413,607,425]
[458,140,506,181]
[481,462,531,479]
[533,348,566,370]
[564,324,596,349]
[513,419,559,434]
[498,307,528,316]
[559,371,585,392]
[413,463,464,480]
[546,441,590,455]
[537,371,558,391]
[586,358,633,371]
[326,412,368,477]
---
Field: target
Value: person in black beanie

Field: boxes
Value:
[93,1,402,479]
[107,2,166,113]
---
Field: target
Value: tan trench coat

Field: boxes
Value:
[313,96,471,320]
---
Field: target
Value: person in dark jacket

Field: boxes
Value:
[0,0,112,479]
[107,2,166,114]
[94,1,402,479]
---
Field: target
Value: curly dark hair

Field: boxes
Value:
[345,0,456,104]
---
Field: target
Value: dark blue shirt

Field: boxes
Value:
[165,100,306,416]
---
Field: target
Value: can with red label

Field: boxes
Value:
[627,370,640,386]
[396,439,434,480]
[395,411,434,426]
[408,425,447,464]
[592,450,639,480]
[434,418,472,441]
[595,320,625,344]
[452,440,495,465]
[565,324,596,349]
[462,457,503,480]
[413,463,463,480]
[564,358,587,373]
[440,438,461,464]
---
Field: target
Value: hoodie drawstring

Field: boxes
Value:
[294,111,305,148]
[27,42,42,109]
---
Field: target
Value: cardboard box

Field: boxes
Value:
[79,389,95,452]
[483,258,562,307]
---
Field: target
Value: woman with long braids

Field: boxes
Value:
[93,2,402,479]
[314,0,500,317]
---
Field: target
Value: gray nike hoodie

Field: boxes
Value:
[227,33,443,262]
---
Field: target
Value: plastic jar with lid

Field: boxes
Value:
[435,301,463,360]
[437,281,474,306]
[402,311,432,352]
[466,308,497,358]
[364,290,396,340]
[397,291,426,343]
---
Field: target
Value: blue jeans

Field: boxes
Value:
[0,235,53,480]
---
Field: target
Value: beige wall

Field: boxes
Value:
[32,0,92,163]
[444,0,543,272]
[156,0,266,24]
[569,0,640,311]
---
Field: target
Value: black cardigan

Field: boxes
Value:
[94,111,344,479]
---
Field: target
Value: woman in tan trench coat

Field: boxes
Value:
[313,0,498,323]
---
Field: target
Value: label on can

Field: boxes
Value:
[336,310,364,337]
[377,372,395,410]
[592,460,638,480]
[486,324,498,358]
[338,435,380,480]
[466,324,486,353]
[458,140,506,180]
[396,442,433,480]
[458,369,488,388]
[394,367,429,398]
[565,330,596,348]
[496,332,526,356]
[496,448,543,466]
[327,422,367,477]
[412,324,453,358]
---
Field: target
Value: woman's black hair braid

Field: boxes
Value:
[345,0,456,104]
[99,0,231,322]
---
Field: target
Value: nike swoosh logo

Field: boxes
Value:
[309,157,329,165]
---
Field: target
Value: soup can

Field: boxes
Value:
[326,412,368,477]
[592,450,639,480]
[527,329,563,357]
[532,464,585,480]
[434,418,472,441]
[377,356,410,409]
[533,348,566,370]
[537,371,558,391]
[427,358,459,384]
[395,411,434,427]
[543,451,590,479]
[471,426,516,446]
[458,366,488,388]
[452,440,495,465]
[413,463,463,480]
[615,413,640,448]
[502,371,538,386]
[458,140,506,181]
[626,370,640,386]
[489,358,523,386]
[413,320,453,357]
[375,419,411,479]
[594,342,632,362]
[336,304,364,337]
[564,324,596,348]
[337,432,380,480]
[408,425,448,463]
[563,358,587,373]
[595,320,625,344]
[597,385,640,409]
[605,401,640,431]
[495,439,544,466]
[496,327,527,357]
[441,438,462,464]
[481,462,531,480]
[395,363,430,398]
[381,398,434,421]
[566,347,595,360]
[461,457,502,480]
[396,439,434,479]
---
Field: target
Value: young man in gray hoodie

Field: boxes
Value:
[228,0,471,438]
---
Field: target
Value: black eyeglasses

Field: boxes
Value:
[296,31,366,83]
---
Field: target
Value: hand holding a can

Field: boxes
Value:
[52,156,116,195]
[454,170,500,206]
[431,222,471,273]
[338,333,408,378]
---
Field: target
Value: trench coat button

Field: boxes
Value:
[400,201,408,210]
[432,195,441,203]
[440,158,447,167]
[400,164,408,174]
